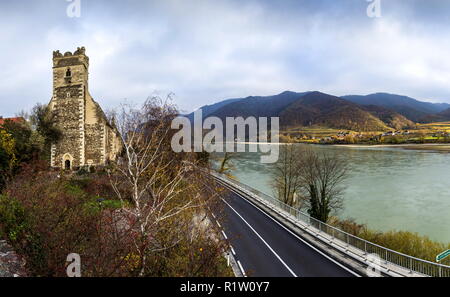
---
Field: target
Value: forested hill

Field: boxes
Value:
[186,90,431,131]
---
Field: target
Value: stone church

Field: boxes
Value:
[49,47,122,170]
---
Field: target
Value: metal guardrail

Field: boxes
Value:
[212,171,450,277]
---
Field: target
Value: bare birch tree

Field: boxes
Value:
[107,96,214,276]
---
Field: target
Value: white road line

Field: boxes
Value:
[211,213,216,219]
[222,199,298,277]
[216,220,222,228]
[222,230,228,239]
[237,260,247,277]
[230,245,236,256]
[225,186,361,277]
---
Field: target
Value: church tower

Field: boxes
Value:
[49,47,121,170]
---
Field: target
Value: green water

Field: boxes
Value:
[215,144,450,243]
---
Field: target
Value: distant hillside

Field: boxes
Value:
[361,105,415,130]
[279,92,389,131]
[342,93,450,122]
[185,90,450,133]
[187,91,310,120]
[186,97,243,121]
[419,108,450,123]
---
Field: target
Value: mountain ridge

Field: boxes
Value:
[342,93,450,122]
[185,91,449,132]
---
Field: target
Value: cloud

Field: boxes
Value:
[0,0,449,117]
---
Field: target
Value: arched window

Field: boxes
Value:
[65,160,71,170]
[65,68,72,77]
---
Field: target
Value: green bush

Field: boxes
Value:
[0,195,29,241]
[0,170,101,276]
[76,166,90,176]
[330,217,450,264]
[360,229,450,263]
[84,199,124,215]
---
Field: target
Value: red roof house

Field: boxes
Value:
[0,117,25,126]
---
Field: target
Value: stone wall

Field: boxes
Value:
[85,122,104,165]
[0,240,27,277]
[52,84,84,169]
[105,124,121,163]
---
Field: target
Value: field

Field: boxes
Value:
[282,126,364,137]
[281,125,384,142]
[415,121,450,133]
[280,122,450,144]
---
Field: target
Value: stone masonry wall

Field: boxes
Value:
[84,122,105,165]
[52,84,84,168]
[0,240,27,277]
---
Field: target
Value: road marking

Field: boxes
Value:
[224,185,361,277]
[237,260,247,277]
[230,245,236,256]
[211,213,216,219]
[222,230,228,239]
[222,199,298,277]
[216,220,222,228]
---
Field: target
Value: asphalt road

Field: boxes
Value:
[218,188,359,277]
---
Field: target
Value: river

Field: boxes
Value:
[213,144,450,243]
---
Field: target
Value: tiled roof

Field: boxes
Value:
[0,117,25,126]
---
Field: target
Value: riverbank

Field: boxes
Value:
[330,143,450,153]
[235,141,450,153]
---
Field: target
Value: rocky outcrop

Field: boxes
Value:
[0,240,27,277]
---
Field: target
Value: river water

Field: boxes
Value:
[214,144,450,243]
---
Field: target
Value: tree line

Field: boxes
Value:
[0,104,61,190]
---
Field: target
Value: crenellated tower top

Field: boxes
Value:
[52,46,89,69]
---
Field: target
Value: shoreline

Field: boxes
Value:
[329,143,450,152]
[225,141,450,152]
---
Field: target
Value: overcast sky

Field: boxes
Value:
[1,0,450,117]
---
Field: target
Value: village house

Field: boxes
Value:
[0,117,25,127]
